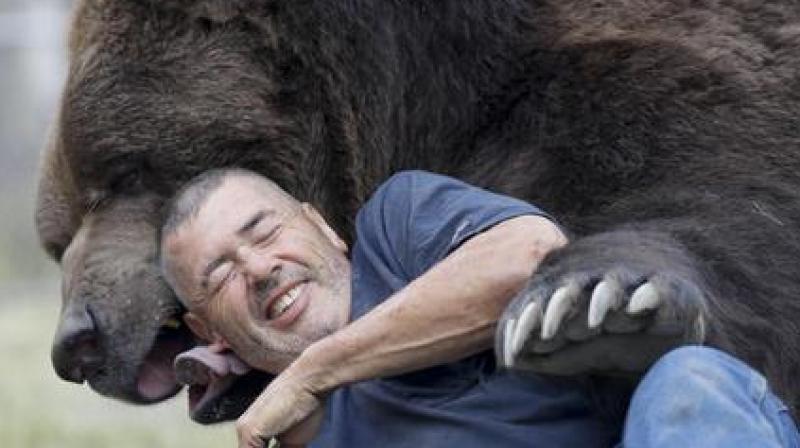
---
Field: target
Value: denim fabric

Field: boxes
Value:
[622,346,799,448]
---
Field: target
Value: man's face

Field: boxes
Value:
[164,176,351,373]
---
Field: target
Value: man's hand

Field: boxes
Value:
[236,366,325,448]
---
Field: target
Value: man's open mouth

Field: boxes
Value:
[267,282,304,319]
[263,281,310,329]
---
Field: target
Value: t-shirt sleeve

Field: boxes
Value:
[354,170,556,281]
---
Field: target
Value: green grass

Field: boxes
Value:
[0,289,234,448]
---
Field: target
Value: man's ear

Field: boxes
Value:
[300,203,348,252]
[183,312,214,343]
[183,312,231,348]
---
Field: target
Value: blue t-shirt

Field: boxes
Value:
[311,171,622,447]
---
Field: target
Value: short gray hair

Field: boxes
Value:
[159,167,283,296]
[160,167,293,242]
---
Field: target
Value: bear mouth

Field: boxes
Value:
[187,376,240,422]
[187,370,274,424]
[135,319,195,402]
[174,347,273,423]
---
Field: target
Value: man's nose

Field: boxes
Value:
[236,245,278,279]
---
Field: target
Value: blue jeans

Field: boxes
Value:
[621,346,799,448]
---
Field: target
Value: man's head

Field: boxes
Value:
[160,168,351,373]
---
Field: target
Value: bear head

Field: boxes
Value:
[35,0,368,422]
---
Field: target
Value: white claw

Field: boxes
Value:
[542,283,581,340]
[627,282,662,314]
[503,318,517,367]
[511,302,541,358]
[588,280,621,329]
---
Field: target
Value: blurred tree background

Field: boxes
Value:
[0,1,231,446]
[0,0,63,286]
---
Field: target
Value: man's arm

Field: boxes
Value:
[301,214,566,385]
[236,214,567,447]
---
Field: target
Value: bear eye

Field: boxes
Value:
[109,168,145,194]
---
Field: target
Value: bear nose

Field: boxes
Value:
[51,304,102,384]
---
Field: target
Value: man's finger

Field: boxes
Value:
[237,416,269,448]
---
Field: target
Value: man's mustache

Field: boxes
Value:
[252,270,307,307]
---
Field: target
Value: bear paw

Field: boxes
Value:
[497,261,709,376]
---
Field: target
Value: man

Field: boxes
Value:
[160,169,798,448]
[160,168,625,447]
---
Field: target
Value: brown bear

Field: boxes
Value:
[36,0,800,423]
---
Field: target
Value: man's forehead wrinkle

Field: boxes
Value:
[223,176,299,225]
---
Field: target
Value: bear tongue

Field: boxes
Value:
[173,346,249,384]
[137,337,183,400]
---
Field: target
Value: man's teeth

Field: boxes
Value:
[269,285,302,319]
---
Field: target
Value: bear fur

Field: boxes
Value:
[36,0,800,422]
